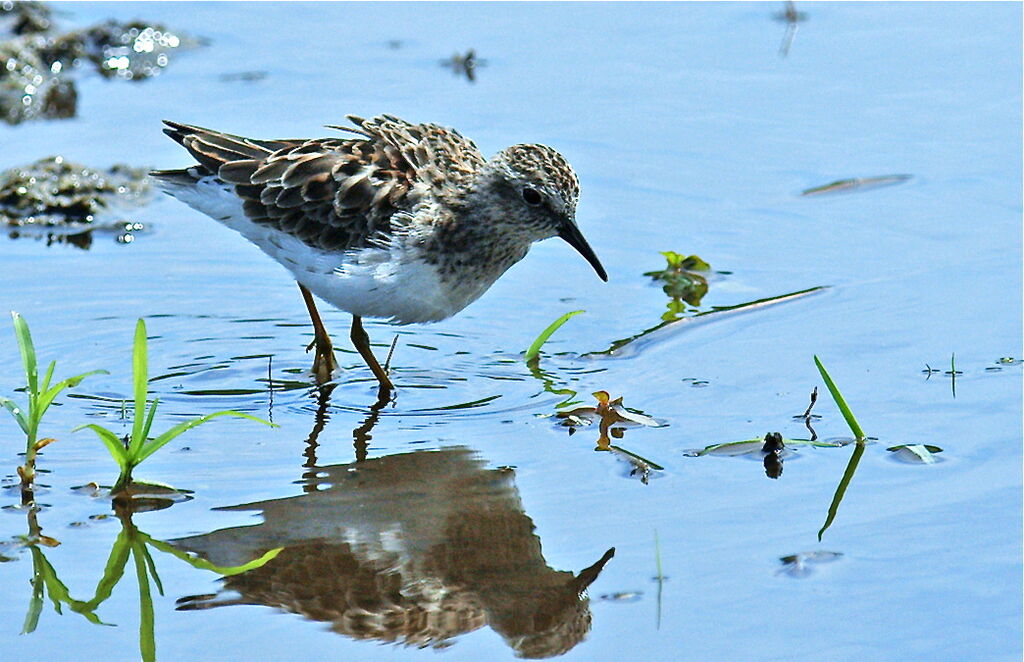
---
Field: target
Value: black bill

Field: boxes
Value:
[558,220,608,282]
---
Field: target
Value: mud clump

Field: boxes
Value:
[1,2,195,124]
[1,156,150,246]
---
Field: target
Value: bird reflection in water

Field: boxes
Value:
[174,388,614,658]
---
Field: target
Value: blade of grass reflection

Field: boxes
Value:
[143,536,282,575]
[609,445,664,471]
[526,359,580,409]
[654,529,665,631]
[814,357,869,540]
[818,441,865,541]
[22,549,44,634]
[409,394,502,412]
[132,541,156,662]
[20,516,109,632]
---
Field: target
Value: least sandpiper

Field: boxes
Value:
[152,114,607,390]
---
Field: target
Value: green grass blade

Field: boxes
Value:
[813,356,865,441]
[39,361,55,397]
[137,410,274,465]
[137,398,160,453]
[145,535,283,575]
[818,441,866,540]
[0,396,30,434]
[525,310,584,363]
[11,312,38,396]
[60,369,108,390]
[131,319,148,448]
[75,424,129,470]
[36,370,107,419]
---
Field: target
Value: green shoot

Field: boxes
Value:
[814,356,870,540]
[525,310,584,363]
[75,319,276,494]
[1,312,106,503]
[813,355,865,441]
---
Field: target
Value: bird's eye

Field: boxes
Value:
[522,187,543,206]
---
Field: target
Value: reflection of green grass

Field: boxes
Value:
[21,504,280,662]
[1,312,106,503]
[813,356,868,540]
[75,319,275,493]
[653,529,665,630]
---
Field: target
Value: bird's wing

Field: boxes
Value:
[347,114,487,199]
[160,119,427,252]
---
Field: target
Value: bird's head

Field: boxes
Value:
[480,144,607,282]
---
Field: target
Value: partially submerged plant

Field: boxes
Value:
[813,356,868,540]
[524,309,584,364]
[644,251,711,321]
[1,311,105,504]
[75,319,275,494]
[813,355,865,441]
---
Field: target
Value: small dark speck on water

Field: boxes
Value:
[441,49,485,82]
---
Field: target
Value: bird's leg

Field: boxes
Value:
[298,283,337,384]
[350,315,395,394]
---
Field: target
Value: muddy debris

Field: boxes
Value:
[1,2,196,124]
[1,155,151,246]
[0,0,53,35]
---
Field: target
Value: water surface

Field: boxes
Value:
[1,3,1021,661]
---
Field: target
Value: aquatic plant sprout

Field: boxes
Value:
[813,356,868,540]
[813,355,865,441]
[75,319,275,493]
[525,310,585,363]
[1,311,106,502]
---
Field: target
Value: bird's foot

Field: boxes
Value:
[310,337,338,385]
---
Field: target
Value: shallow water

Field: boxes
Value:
[1,2,1021,661]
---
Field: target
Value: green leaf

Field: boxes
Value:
[145,535,283,575]
[887,444,942,464]
[36,370,107,419]
[131,319,149,449]
[75,424,129,470]
[136,397,160,457]
[11,312,38,397]
[813,356,865,441]
[137,410,274,465]
[0,396,30,434]
[39,361,55,398]
[525,310,584,363]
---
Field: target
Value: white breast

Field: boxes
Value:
[158,174,464,324]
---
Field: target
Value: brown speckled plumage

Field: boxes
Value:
[153,114,606,383]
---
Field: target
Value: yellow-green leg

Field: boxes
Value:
[298,284,337,384]
[350,315,395,394]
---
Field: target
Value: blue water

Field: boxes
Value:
[1,3,1021,661]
